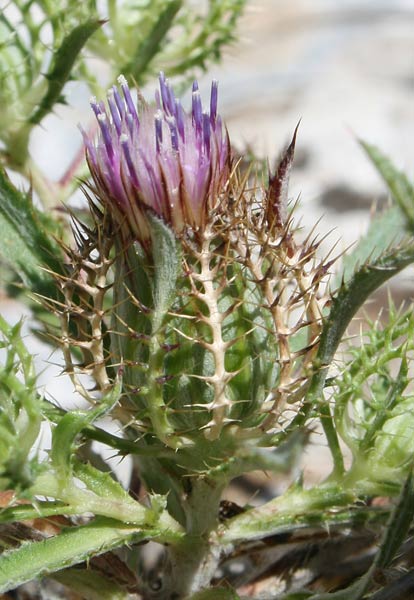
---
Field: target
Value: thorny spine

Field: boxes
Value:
[56,216,113,400]
[184,224,235,440]
[234,183,327,433]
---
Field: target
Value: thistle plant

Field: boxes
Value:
[2,2,414,600]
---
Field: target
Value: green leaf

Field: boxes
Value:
[148,213,182,331]
[0,502,77,525]
[319,241,414,366]
[0,517,153,593]
[125,1,183,82]
[50,377,122,485]
[29,19,103,125]
[338,205,406,284]
[84,0,245,89]
[332,308,414,485]
[73,462,133,502]
[221,499,388,548]
[204,430,307,481]
[43,399,172,457]
[220,482,358,545]
[156,0,246,79]
[313,241,414,472]
[374,468,414,568]
[0,167,63,289]
[360,140,414,229]
[0,316,41,489]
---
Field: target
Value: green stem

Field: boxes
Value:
[163,478,224,599]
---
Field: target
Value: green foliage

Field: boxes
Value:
[0,317,41,490]
[86,0,246,83]
[333,307,414,490]
[28,18,103,127]
[0,517,170,593]
[322,242,414,368]
[337,205,406,284]
[360,140,414,231]
[0,167,63,289]
[282,237,414,478]
[157,0,246,77]
[50,377,122,487]
[148,214,183,331]
[338,141,414,286]
[0,1,102,167]
[54,568,132,600]
[118,0,184,81]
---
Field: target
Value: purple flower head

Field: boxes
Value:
[81,73,230,245]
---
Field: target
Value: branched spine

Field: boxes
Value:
[186,225,235,440]
[53,218,113,402]
[231,186,328,433]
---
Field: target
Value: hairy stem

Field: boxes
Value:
[161,478,224,599]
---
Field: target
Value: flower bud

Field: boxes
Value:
[81,73,230,247]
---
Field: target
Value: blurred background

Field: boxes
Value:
[211,0,414,244]
[2,0,414,484]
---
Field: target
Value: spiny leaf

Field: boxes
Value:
[0,316,41,489]
[0,502,77,525]
[73,462,133,503]
[333,312,414,466]
[125,1,183,82]
[205,430,306,481]
[0,167,63,290]
[360,139,414,230]
[310,241,414,469]
[29,18,103,125]
[220,485,385,545]
[50,377,122,485]
[0,518,154,593]
[338,205,406,284]
[320,241,414,364]
[43,399,171,457]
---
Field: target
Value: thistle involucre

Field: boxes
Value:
[82,73,230,244]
